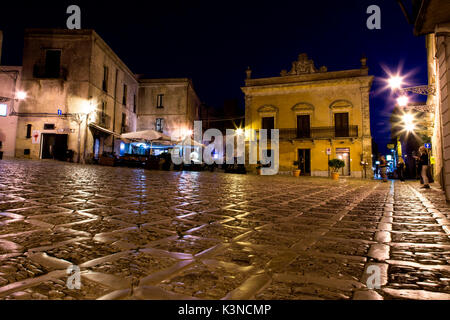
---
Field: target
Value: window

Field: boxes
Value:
[334,113,349,137]
[262,117,275,140]
[133,94,137,113]
[157,94,164,108]
[0,104,7,117]
[262,117,274,130]
[100,101,107,125]
[156,118,164,133]
[297,115,311,138]
[44,124,55,130]
[101,101,107,116]
[26,124,32,139]
[122,84,128,105]
[45,50,61,78]
[102,66,109,92]
[121,113,127,133]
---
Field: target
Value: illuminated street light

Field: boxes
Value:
[16,91,27,100]
[397,95,409,107]
[405,123,416,132]
[402,113,416,133]
[236,128,244,136]
[388,75,403,90]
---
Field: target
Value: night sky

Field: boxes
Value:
[0,0,428,155]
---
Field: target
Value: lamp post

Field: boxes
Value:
[388,75,436,112]
[0,68,27,115]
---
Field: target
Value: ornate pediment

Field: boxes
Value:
[292,102,314,112]
[257,105,278,113]
[281,53,327,76]
[329,100,353,109]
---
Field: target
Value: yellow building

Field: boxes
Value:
[242,53,373,178]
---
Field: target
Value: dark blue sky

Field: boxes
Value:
[0,0,428,154]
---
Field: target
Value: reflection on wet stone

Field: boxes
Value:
[0,160,450,300]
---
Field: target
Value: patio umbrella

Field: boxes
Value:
[177,137,205,147]
[120,130,172,142]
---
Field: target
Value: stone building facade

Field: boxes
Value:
[400,0,450,198]
[0,66,22,158]
[15,29,139,161]
[137,78,200,140]
[242,54,373,178]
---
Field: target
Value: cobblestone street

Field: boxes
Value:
[0,159,450,300]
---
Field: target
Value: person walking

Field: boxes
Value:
[414,146,430,189]
[397,157,405,182]
[380,155,388,182]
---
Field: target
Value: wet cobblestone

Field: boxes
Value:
[0,160,450,300]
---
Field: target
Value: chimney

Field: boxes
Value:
[0,30,3,64]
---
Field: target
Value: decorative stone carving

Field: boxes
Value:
[287,53,317,75]
[360,54,368,69]
[292,102,314,112]
[246,66,252,79]
[257,105,278,113]
[329,100,353,109]
[319,66,328,73]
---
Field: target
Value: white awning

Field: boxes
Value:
[89,123,121,137]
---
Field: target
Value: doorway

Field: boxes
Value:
[336,148,351,176]
[41,134,68,160]
[298,149,311,176]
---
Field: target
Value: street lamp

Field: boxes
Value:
[235,128,244,136]
[402,113,416,133]
[387,73,436,112]
[388,75,404,90]
[15,91,27,101]
[397,95,409,107]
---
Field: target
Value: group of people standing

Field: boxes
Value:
[378,146,431,189]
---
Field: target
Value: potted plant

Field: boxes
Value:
[329,159,345,180]
[292,161,301,177]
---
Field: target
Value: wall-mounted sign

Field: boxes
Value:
[58,109,63,116]
[32,130,40,144]
[431,156,436,165]
[425,143,432,149]
[326,148,331,156]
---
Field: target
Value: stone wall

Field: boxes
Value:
[0,66,21,158]
[137,79,200,140]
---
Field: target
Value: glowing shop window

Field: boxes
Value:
[0,104,7,117]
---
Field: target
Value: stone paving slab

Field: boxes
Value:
[0,159,450,300]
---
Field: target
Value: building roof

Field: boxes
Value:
[24,28,137,81]
[243,53,372,90]
[412,0,450,35]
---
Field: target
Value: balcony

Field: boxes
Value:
[33,64,68,80]
[255,126,359,140]
[95,112,111,130]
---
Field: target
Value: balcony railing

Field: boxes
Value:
[33,64,68,80]
[95,112,111,129]
[255,126,359,140]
